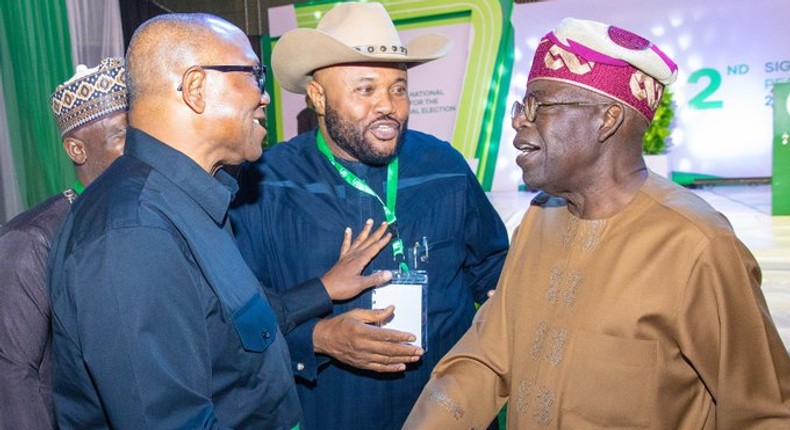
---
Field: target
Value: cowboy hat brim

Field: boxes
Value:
[272,28,452,94]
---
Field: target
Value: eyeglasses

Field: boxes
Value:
[511,96,609,123]
[177,64,267,93]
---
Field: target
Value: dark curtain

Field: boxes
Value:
[118,0,171,50]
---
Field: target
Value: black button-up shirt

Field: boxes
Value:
[48,128,301,429]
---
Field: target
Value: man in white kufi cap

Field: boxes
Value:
[0,57,128,429]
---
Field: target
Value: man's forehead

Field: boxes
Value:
[526,80,604,100]
[316,63,407,82]
[203,36,259,65]
[100,111,128,128]
[69,110,127,140]
[205,16,243,37]
[526,81,572,97]
[214,30,254,53]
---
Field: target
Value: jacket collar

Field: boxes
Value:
[124,127,238,224]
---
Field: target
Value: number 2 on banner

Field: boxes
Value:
[688,68,724,110]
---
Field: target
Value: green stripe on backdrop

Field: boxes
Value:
[260,33,278,149]
[0,0,74,210]
[475,1,513,191]
[266,0,514,191]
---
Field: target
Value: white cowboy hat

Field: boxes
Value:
[271,2,451,94]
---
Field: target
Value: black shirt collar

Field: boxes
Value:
[124,127,238,224]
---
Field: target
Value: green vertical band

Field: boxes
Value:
[260,33,278,149]
[772,82,790,215]
[0,0,75,209]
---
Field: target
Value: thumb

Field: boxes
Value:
[360,270,393,290]
[353,305,395,324]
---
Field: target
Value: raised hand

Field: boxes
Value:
[320,219,393,301]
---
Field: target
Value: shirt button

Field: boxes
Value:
[296,363,305,371]
[262,331,270,339]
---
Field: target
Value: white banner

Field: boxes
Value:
[492,0,789,191]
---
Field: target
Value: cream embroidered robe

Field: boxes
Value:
[405,174,790,430]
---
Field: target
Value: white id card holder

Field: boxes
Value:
[371,270,428,350]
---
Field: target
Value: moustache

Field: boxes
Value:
[367,116,402,128]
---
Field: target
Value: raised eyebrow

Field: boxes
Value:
[352,76,377,84]
[350,76,408,85]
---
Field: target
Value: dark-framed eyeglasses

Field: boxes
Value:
[511,96,609,123]
[177,64,267,93]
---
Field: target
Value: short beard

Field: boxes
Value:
[324,103,406,166]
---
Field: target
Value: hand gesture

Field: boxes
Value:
[313,306,423,372]
[320,219,393,301]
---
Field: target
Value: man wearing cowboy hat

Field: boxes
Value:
[230,2,508,429]
[405,17,790,429]
[0,57,128,429]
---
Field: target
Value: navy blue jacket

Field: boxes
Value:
[48,128,301,429]
[230,129,508,429]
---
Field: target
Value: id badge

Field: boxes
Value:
[371,270,428,350]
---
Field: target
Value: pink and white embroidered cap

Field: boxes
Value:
[528,18,678,122]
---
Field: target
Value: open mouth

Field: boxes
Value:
[253,117,265,127]
[515,141,541,157]
[368,120,400,141]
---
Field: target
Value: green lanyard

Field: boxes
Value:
[316,132,408,272]
[73,180,85,195]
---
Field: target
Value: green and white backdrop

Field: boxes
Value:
[264,0,790,196]
[2,0,788,222]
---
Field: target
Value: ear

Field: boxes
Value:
[598,103,625,142]
[63,136,87,165]
[180,67,207,114]
[306,80,326,116]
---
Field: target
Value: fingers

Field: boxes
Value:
[342,319,424,372]
[362,349,423,372]
[353,327,424,372]
[487,289,495,298]
[339,227,352,256]
[322,220,392,301]
[351,305,395,324]
[336,221,391,268]
[350,222,390,263]
[347,307,421,345]
[314,310,425,373]
[359,269,392,289]
[349,219,375,250]
[370,221,392,249]
[349,220,390,254]
[368,220,390,242]
[370,326,419,345]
